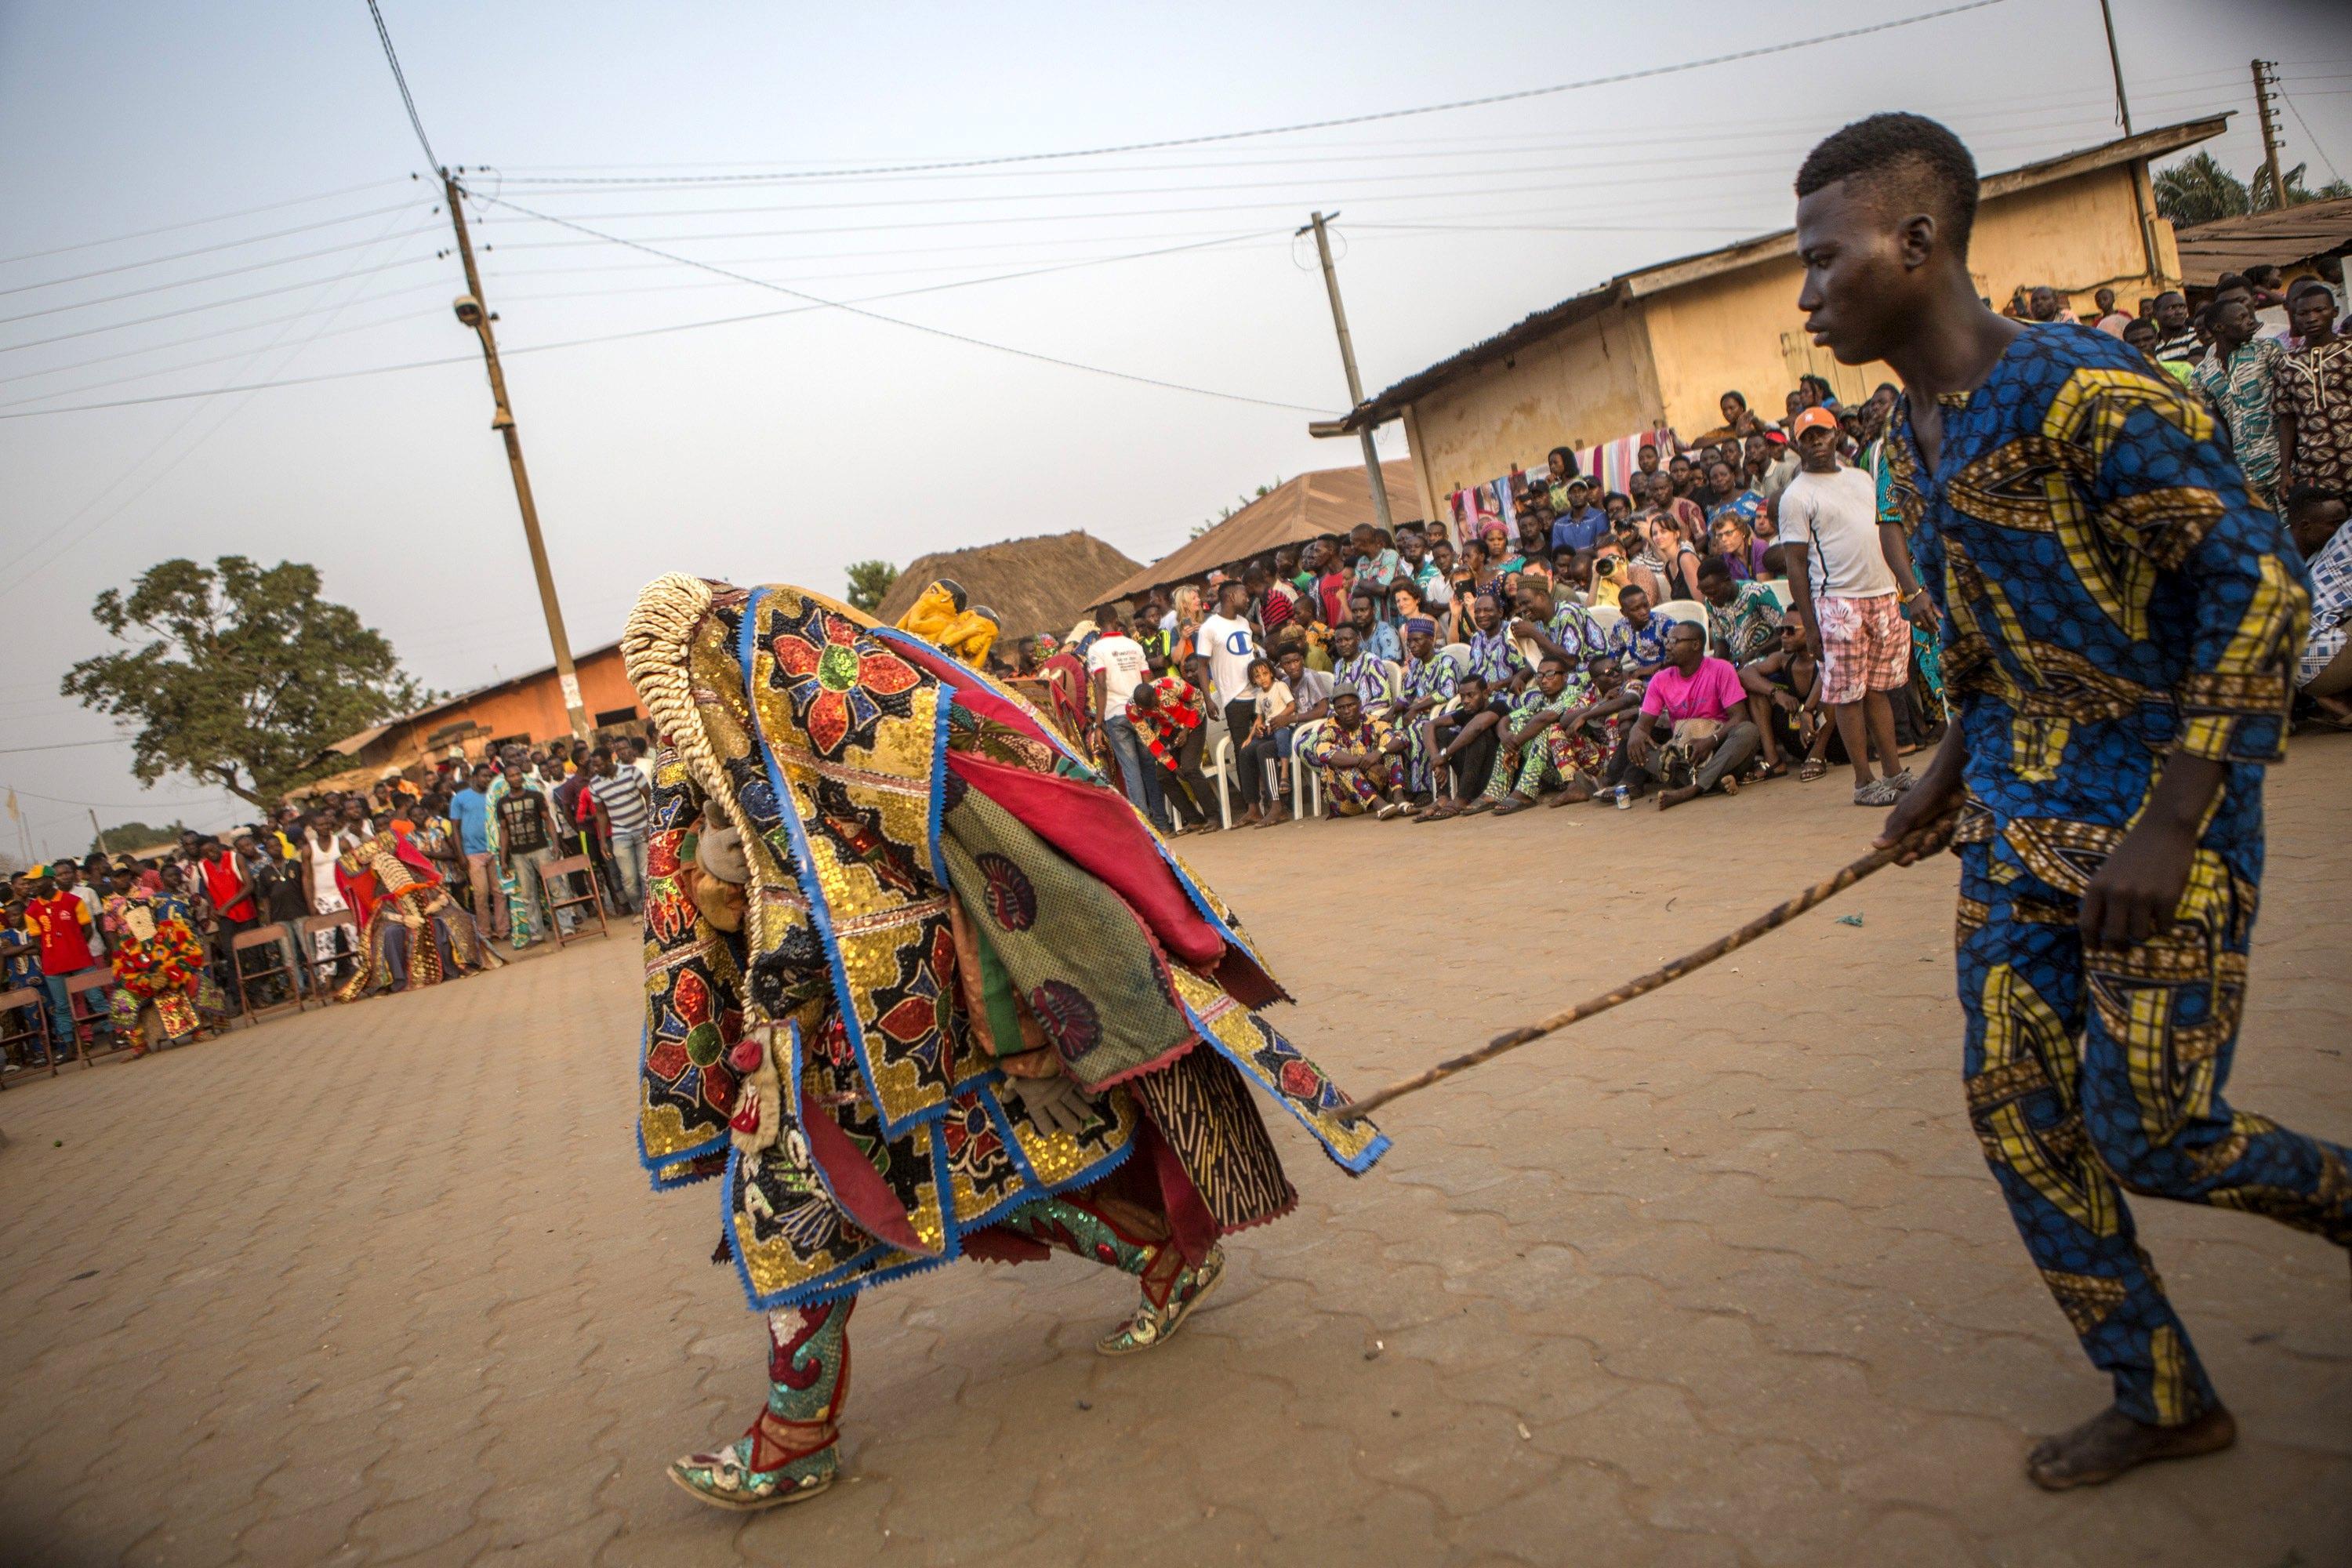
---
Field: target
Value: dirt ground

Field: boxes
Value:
[0,739,2345,1567]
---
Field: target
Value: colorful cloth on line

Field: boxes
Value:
[623,577,1387,1315]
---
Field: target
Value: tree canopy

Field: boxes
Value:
[63,557,435,808]
[2156,149,2352,227]
[89,819,190,856]
[844,559,898,613]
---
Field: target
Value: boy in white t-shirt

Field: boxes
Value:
[1189,580,1267,825]
[1777,406,1911,804]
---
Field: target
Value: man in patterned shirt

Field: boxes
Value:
[1798,111,2341,1490]
[2275,279,2349,498]
[1391,617,1457,796]
[1697,557,1780,665]
[1330,622,1399,719]
[1301,688,1409,818]
[1602,585,1678,673]
[2190,276,2288,511]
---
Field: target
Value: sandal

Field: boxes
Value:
[1491,795,1536,815]
[1798,758,1828,782]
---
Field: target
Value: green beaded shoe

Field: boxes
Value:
[667,1432,837,1512]
[1097,1243,1225,1356]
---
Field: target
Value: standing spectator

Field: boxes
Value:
[1,902,43,1068]
[1085,606,1154,822]
[24,869,100,1062]
[1129,649,1215,833]
[2149,290,2200,363]
[244,835,310,1002]
[1346,524,1403,612]
[1190,580,1265,827]
[592,746,654,915]
[2090,286,2131,336]
[197,835,258,993]
[448,763,503,938]
[2285,487,2352,723]
[2276,280,2348,499]
[628,735,657,789]
[1780,406,1911,804]
[2027,285,2076,325]
[1246,564,1301,644]
[1541,445,1581,510]
[2122,317,2195,391]
[2192,279,2288,510]
[53,860,106,961]
[488,744,562,946]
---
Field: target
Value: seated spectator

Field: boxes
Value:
[1417,671,1501,822]
[1233,656,1296,818]
[1549,477,1610,554]
[1605,586,1678,673]
[1303,688,1410,819]
[1632,513,1704,603]
[1699,557,1780,666]
[1463,592,1529,690]
[1392,617,1457,799]
[1126,656,1214,835]
[1617,623,1761,811]
[1737,610,1827,779]
[1587,548,1630,608]
[2288,485,2352,727]
[1709,509,1770,580]
[1348,524,1403,612]
[1329,622,1399,717]
[1466,656,1610,815]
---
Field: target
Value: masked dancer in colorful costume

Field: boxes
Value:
[103,886,230,1054]
[336,823,502,1000]
[622,574,1388,1514]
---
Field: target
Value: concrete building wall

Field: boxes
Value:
[1403,302,1660,514]
[1964,166,2169,318]
[1639,252,1854,436]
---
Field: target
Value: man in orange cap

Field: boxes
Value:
[1777,403,1912,804]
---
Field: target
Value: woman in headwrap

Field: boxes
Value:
[625,574,1386,1513]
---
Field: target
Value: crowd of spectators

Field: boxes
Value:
[1022,267,2350,833]
[1,733,658,1071]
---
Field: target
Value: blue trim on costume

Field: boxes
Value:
[739,590,953,1143]
[869,624,1268,979]
[1184,1004,1390,1175]
[953,1077,1135,1239]
[921,688,953,891]
[637,1017,728,1189]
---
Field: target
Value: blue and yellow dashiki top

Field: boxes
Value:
[1883,323,2310,885]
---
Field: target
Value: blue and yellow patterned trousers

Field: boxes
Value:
[1957,839,2351,1427]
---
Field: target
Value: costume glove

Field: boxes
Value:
[697,825,749,884]
[1006,1071,1094,1137]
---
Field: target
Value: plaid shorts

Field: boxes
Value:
[1816,593,1911,706]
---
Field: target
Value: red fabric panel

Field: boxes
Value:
[946,749,1224,970]
[802,1106,931,1256]
[1139,1116,1219,1267]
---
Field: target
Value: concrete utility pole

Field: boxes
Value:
[440,169,591,743]
[2097,0,2132,135]
[1299,212,1394,535]
[2251,60,2287,210]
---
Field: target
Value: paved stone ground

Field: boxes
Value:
[2,742,2345,1567]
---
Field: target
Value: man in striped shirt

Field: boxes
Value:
[590,746,654,914]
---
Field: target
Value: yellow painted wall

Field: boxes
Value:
[1403,301,1660,511]
[1401,162,2180,472]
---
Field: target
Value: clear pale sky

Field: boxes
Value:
[1,0,2344,854]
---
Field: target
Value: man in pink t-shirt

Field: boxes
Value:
[1624,622,1761,810]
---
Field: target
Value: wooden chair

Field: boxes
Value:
[0,985,51,1086]
[232,927,306,1020]
[300,911,361,1002]
[64,968,122,1065]
[540,855,609,948]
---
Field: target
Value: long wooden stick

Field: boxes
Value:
[1334,814,1958,1123]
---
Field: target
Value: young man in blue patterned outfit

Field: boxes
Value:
[1795,113,2347,1491]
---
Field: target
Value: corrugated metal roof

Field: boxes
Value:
[1097,459,1418,603]
[2174,196,2352,285]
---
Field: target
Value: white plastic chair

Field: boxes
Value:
[1755,578,1791,613]
[1440,642,1471,676]
[1204,726,1236,830]
[1588,604,1625,641]
[1290,717,1330,818]
[1656,598,1711,652]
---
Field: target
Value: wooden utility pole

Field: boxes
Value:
[2098,0,2132,135]
[1300,212,1394,535]
[2251,60,2287,210]
[439,169,591,742]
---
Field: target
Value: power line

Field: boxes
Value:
[467,187,1333,412]
[0,177,410,268]
[0,278,451,390]
[0,198,434,299]
[2278,89,2347,187]
[365,0,439,169]
[0,222,441,327]
[503,0,2009,187]
[0,250,443,354]
[0,738,129,756]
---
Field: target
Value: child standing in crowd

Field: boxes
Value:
[1240,656,1294,818]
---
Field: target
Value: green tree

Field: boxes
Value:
[1189,478,1280,540]
[2154,151,2249,226]
[844,559,898,613]
[89,819,190,857]
[62,557,435,808]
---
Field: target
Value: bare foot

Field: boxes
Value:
[1548,783,1592,808]
[1656,784,1700,811]
[2026,1405,2237,1491]
[1491,794,1536,816]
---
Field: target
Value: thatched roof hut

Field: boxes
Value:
[875,530,1142,641]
